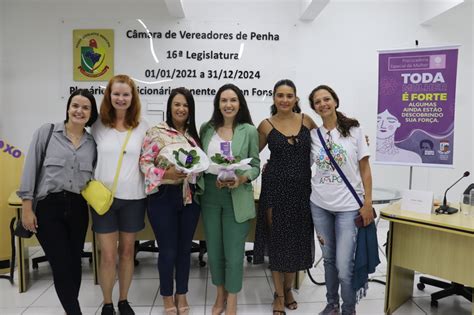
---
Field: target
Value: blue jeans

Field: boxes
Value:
[147,184,201,296]
[310,202,358,314]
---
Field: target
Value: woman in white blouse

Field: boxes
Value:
[91,74,149,315]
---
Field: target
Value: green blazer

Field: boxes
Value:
[197,122,260,223]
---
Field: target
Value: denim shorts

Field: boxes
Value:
[91,197,146,233]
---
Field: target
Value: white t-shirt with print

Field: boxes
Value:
[91,118,149,200]
[310,126,370,212]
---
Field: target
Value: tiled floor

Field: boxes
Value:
[0,219,471,314]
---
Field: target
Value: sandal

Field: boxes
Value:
[164,296,177,315]
[164,306,177,315]
[211,304,225,315]
[177,305,189,315]
[284,288,298,310]
[174,294,190,315]
[212,292,227,315]
[273,292,287,315]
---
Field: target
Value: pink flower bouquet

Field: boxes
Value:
[209,153,252,182]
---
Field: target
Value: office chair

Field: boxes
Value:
[417,277,472,307]
[245,249,253,263]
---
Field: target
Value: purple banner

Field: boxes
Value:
[376,47,458,167]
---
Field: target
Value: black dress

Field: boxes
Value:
[254,115,314,272]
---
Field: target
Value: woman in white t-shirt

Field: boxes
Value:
[308,85,374,315]
[91,74,149,315]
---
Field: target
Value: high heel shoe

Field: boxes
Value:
[273,292,286,315]
[212,291,227,315]
[175,294,190,315]
[177,305,189,315]
[224,304,237,315]
[164,306,177,315]
[163,296,177,315]
[212,304,225,315]
[284,288,298,310]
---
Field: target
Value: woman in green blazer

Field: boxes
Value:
[198,84,260,315]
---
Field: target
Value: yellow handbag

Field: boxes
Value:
[81,129,132,215]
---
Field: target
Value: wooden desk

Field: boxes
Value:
[381,203,474,315]
[8,192,97,293]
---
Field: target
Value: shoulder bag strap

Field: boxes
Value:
[316,128,363,208]
[110,129,132,195]
[33,124,54,198]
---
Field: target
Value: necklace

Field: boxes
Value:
[113,128,129,154]
[68,133,81,141]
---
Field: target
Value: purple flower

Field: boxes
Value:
[186,155,193,164]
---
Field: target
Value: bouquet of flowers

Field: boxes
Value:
[160,143,209,174]
[173,148,201,169]
[208,153,253,182]
[210,153,242,166]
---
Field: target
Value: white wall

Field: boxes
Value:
[1,0,171,149]
[410,1,473,196]
[1,0,472,198]
[419,0,465,24]
[471,0,474,188]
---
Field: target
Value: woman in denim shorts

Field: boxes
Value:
[91,75,149,315]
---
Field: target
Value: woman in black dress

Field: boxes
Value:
[254,79,317,315]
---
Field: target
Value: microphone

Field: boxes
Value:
[435,171,470,214]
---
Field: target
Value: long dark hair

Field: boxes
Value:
[210,84,254,129]
[166,87,201,147]
[308,85,359,137]
[270,79,302,116]
[65,88,98,127]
